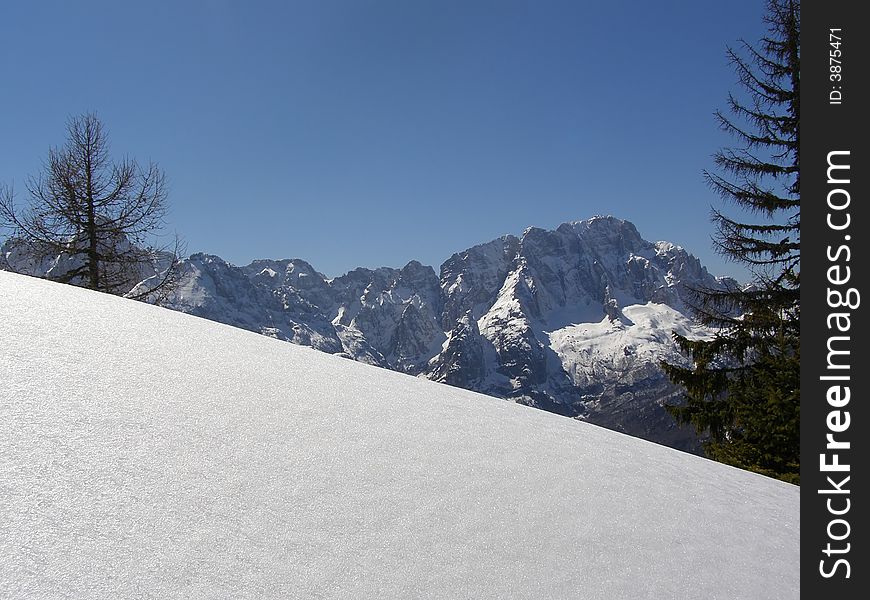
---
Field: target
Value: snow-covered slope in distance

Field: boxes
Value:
[1,271,798,599]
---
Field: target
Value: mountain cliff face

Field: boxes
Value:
[3,216,736,452]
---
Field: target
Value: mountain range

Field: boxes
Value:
[2,215,738,452]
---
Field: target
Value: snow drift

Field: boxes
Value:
[0,271,798,599]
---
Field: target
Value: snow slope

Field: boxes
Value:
[1,271,798,599]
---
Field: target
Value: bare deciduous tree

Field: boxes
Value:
[0,113,183,300]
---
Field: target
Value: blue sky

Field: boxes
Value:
[1,0,767,279]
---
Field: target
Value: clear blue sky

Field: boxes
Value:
[1,0,767,280]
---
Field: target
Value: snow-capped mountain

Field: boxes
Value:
[2,216,738,452]
[164,216,739,452]
[1,271,799,598]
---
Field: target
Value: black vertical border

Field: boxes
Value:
[801,0,867,594]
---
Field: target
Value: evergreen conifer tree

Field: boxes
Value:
[662,0,800,484]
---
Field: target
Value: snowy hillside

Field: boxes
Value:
[1,271,798,599]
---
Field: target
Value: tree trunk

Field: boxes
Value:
[85,152,99,290]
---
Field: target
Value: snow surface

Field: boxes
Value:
[1,271,799,599]
[547,302,711,387]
